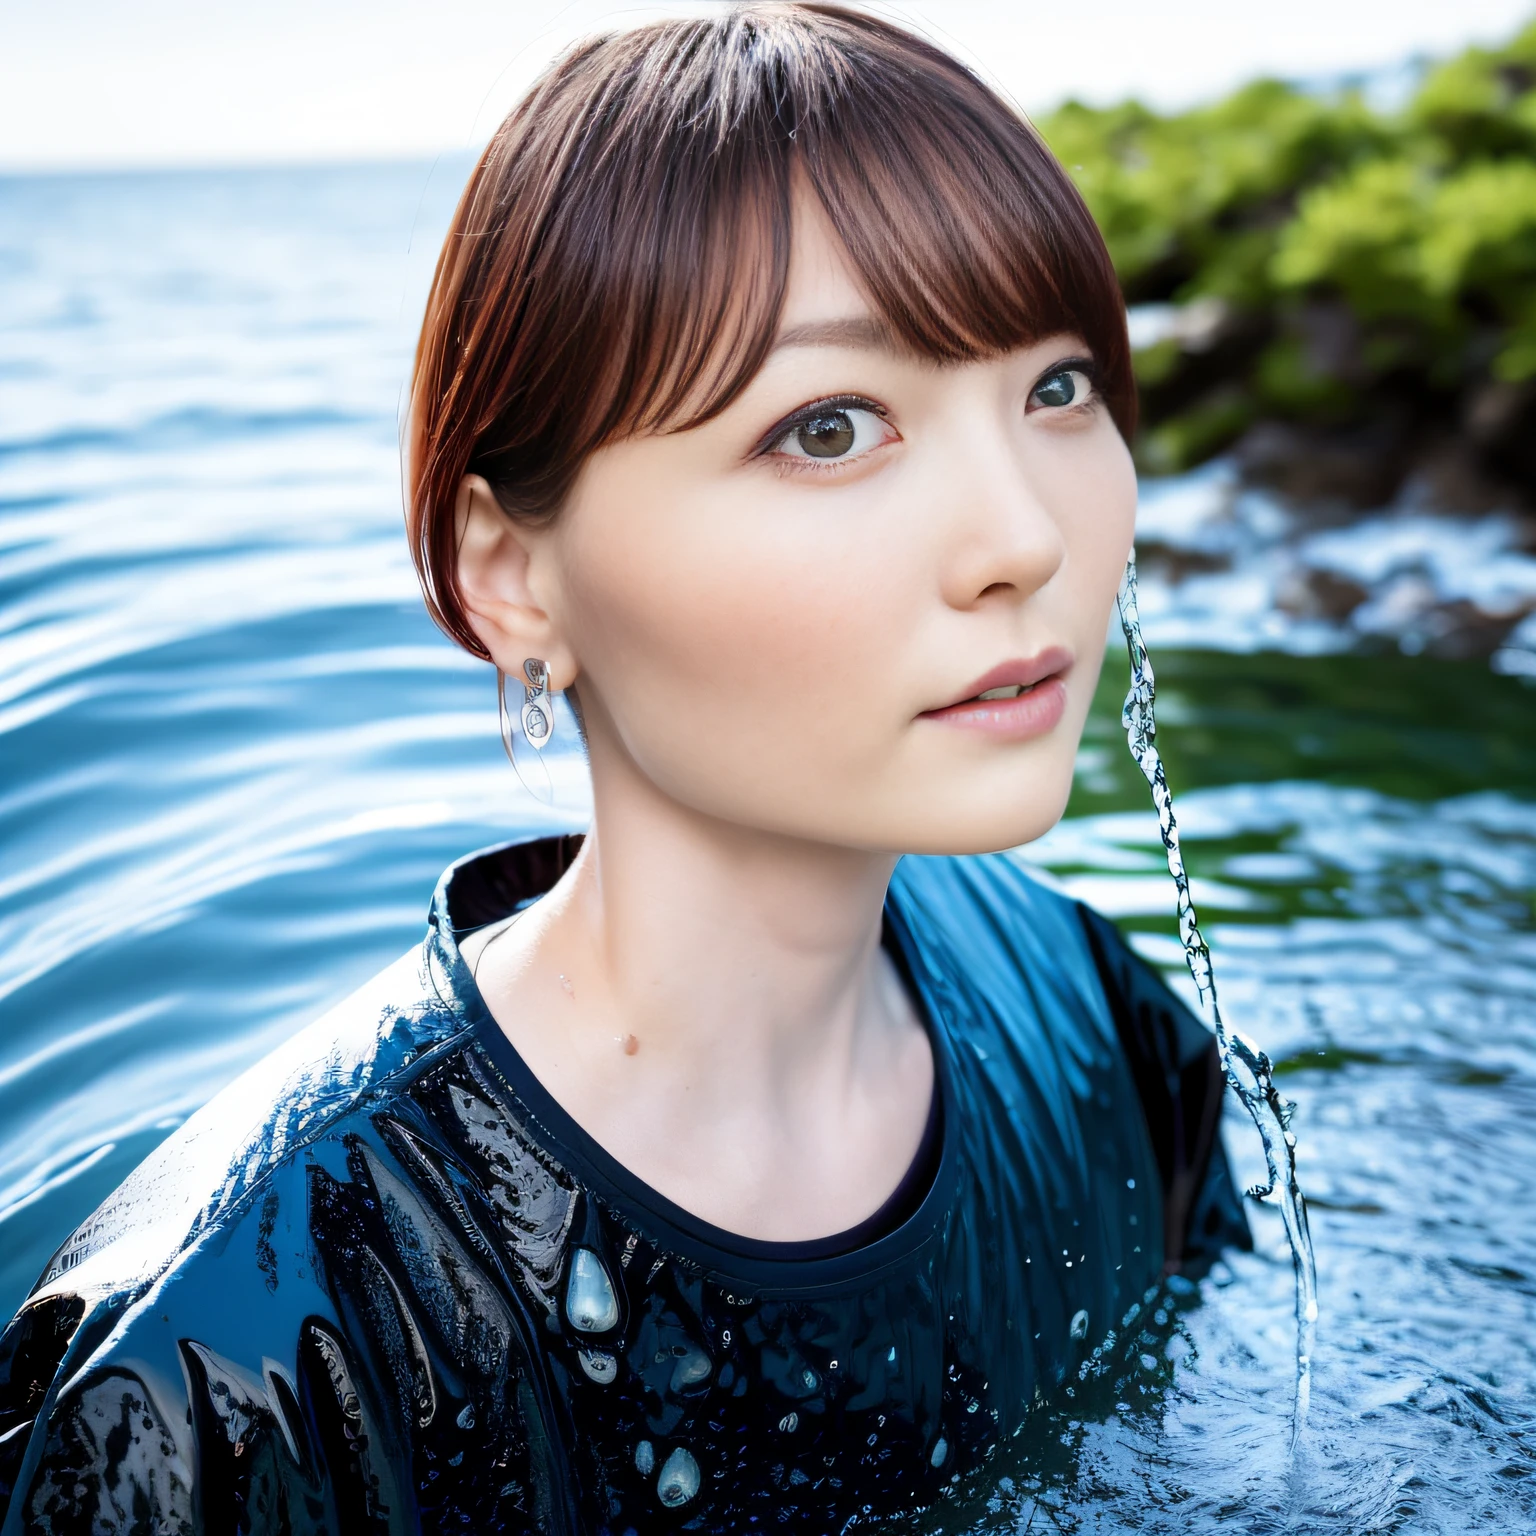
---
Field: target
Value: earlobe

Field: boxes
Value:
[452,474,577,688]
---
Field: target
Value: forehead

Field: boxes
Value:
[777,192,871,330]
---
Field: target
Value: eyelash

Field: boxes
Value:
[751,355,1100,473]
[754,393,893,473]
[1027,356,1101,414]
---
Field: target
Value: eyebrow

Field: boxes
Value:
[769,316,903,354]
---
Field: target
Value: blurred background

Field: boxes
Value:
[2,4,1535,1531]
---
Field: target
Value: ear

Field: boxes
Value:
[454,475,577,688]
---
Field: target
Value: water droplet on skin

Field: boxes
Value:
[930,1436,949,1468]
[579,1349,618,1383]
[566,1247,620,1333]
[559,974,574,998]
[657,1446,701,1506]
[1070,1309,1090,1340]
[635,1439,654,1475]
[622,1033,640,1055]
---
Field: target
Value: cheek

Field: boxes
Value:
[1048,426,1138,602]
[559,460,912,788]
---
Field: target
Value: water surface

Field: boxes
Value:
[1,164,1532,1533]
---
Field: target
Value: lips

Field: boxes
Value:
[929,648,1074,714]
[917,647,1074,741]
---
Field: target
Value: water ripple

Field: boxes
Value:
[2,164,1532,1533]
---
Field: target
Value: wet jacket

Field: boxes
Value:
[0,836,1248,1534]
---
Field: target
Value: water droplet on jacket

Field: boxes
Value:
[657,1446,700,1506]
[566,1247,620,1333]
[1070,1309,1089,1340]
[778,1411,799,1433]
[456,1403,475,1430]
[579,1348,618,1384]
[635,1439,654,1475]
[887,1345,897,1364]
[669,1341,711,1391]
[930,1436,949,1467]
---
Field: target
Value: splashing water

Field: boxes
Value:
[1116,554,1320,1441]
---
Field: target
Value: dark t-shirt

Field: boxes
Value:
[0,837,1248,1534]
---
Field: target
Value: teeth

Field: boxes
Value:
[977,684,1026,701]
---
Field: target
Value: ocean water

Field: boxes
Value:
[1,164,1533,1533]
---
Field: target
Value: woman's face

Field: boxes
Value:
[536,202,1137,854]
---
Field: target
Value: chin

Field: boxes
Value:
[885,770,1076,859]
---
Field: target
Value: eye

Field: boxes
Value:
[768,403,895,464]
[1029,366,1096,412]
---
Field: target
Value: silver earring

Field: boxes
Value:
[520,658,553,750]
[497,662,556,805]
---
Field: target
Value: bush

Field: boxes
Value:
[1039,19,1536,499]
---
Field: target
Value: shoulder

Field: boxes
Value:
[0,944,483,1534]
[32,942,469,1312]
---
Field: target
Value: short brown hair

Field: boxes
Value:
[407,2,1134,657]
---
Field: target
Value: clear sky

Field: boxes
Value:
[2,0,1533,172]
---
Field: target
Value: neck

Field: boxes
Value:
[464,737,934,1240]
[557,764,900,1097]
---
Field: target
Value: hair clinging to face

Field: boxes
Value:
[407,2,1135,658]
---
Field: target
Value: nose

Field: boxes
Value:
[935,420,1067,612]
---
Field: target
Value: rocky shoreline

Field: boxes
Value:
[1130,459,1536,672]
[1042,20,1536,553]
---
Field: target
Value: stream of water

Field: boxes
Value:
[1115,554,1319,1443]
[1,163,1532,1533]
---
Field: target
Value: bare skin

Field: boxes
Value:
[455,195,1137,1241]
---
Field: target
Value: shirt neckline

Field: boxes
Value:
[428,834,961,1291]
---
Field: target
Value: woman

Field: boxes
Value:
[0,7,1247,1532]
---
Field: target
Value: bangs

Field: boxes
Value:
[410,3,1133,654]
[642,8,1136,439]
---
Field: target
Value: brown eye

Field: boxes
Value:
[769,403,894,465]
[796,411,856,457]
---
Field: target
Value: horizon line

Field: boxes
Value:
[0,148,485,182]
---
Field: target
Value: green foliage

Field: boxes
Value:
[1410,21,1536,158]
[1038,16,1536,482]
[1046,83,1389,305]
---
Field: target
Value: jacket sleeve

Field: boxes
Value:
[0,1132,563,1536]
[1077,903,1253,1276]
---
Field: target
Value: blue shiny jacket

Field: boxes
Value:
[0,837,1247,1533]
